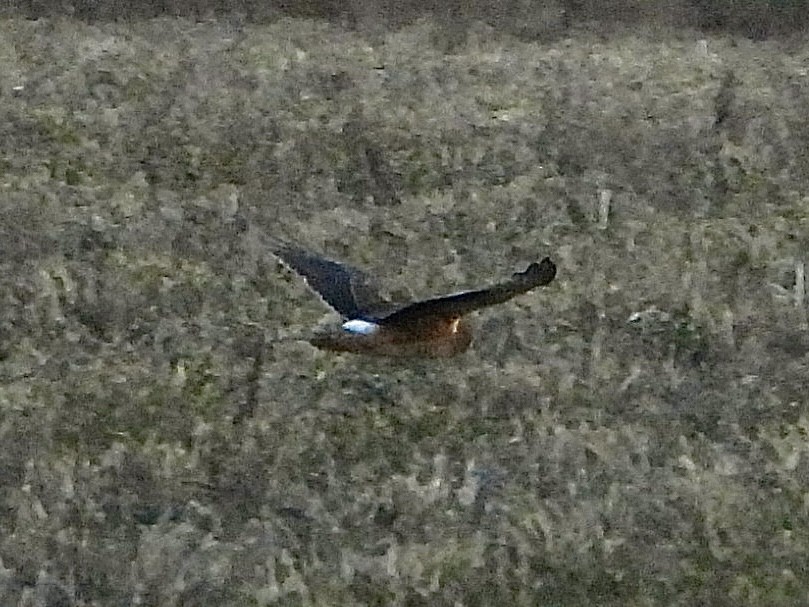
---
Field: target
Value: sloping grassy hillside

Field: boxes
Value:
[1,16,808,606]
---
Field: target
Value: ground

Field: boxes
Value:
[0,15,808,606]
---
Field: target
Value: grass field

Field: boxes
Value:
[1,15,808,606]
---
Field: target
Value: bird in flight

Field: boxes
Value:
[269,238,556,358]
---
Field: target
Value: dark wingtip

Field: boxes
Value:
[519,257,556,286]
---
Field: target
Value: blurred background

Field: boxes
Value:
[1,1,808,606]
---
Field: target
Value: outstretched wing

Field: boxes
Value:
[269,238,389,319]
[379,257,556,328]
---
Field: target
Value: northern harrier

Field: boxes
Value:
[270,238,556,358]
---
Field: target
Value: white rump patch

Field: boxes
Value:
[342,319,379,335]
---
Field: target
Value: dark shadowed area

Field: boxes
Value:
[1,3,808,606]
[6,0,809,39]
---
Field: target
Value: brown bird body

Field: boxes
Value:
[269,238,556,358]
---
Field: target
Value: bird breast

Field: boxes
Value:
[310,317,473,358]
